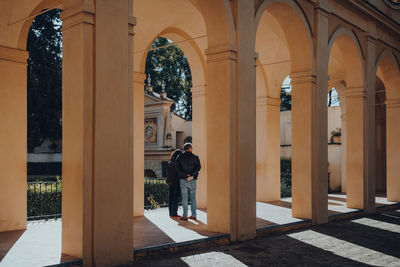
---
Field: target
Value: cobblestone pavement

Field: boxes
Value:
[133,210,400,267]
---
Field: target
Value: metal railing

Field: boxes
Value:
[144,178,169,209]
[27,178,172,218]
[27,181,62,220]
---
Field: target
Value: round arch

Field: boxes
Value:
[188,0,235,48]
[375,50,400,99]
[16,0,63,49]
[328,27,365,88]
[376,50,400,202]
[328,27,366,209]
[138,27,206,88]
[255,0,314,75]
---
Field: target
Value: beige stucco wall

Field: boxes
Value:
[280,107,343,191]
[171,114,192,149]
[0,47,28,232]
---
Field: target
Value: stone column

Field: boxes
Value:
[0,46,28,232]
[340,113,347,193]
[364,32,377,213]
[313,3,329,224]
[291,3,329,224]
[61,0,134,265]
[133,72,145,217]
[386,98,400,201]
[192,85,207,208]
[256,96,281,202]
[344,87,366,209]
[291,71,315,220]
[206,0,256,241]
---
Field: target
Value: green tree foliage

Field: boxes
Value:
[145,37,193,120]
[27,10,62,152]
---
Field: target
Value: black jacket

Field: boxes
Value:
[176,151,201,179]
[166,161,179,185]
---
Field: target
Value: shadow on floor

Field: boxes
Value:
[313,215,400,258]
[175,219,218,237]
[0,229,25,261]
[256,217,278,228]
[134,216,174,249]
[134,211,400,266]
[326,196,347,203]
[267,200,292,209]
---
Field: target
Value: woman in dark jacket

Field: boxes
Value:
[167,149,183,218]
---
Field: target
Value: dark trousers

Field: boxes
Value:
[168,183,181,216]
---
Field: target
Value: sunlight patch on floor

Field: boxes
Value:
[288,230,400,266]
[181,252,247,267]
[352,218,400,234]
[144,207,209,243]
[256,202,302,225]
[0,220,61,267]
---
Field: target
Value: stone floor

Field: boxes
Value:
[0,194,397,266]
[0,220,78,267]
[134,209,400,267]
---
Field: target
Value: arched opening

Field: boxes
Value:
[327,87,342,195]
[26,8,62,220]
[255,0,314,227]
[280,76,292,200]
[142,36,194,209]
[132,0,219,250]
[328,29,365,211]
[0,4,72,265]
[376,52,400,203]
[375,77,386,196]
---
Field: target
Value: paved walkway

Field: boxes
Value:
[0,195,397,266]
[133,209,400,267]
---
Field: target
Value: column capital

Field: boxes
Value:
[256,96,281,107]
[344,87,366,98]
[134,72,146,85]
[192,85,206,98]
[386,98,400,109]
[205,44,237,63]
[267,96,281,107]
[256,96,267,106]
[128,16,136,36]
[0,46,28,64]
[61,2,95,30]
[291,70,316,84]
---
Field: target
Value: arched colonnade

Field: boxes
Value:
[0,0,399,265]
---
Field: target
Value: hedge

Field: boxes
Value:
[27,160,292,218]
[145,158,292,208]
[281,158,292,197]
[27,181,61,219]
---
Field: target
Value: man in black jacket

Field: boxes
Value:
[166,149,183,218]
[176,143,201,221]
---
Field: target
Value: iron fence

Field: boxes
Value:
[27,181,62,220]
[144,178,169,209]
[26,168,292,217]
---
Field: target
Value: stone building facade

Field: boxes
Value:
[143,79,192,178]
